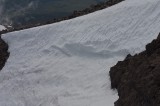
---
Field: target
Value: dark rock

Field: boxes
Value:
[146,33,160,56]
[110,33,160,106]
[0,35,10,70]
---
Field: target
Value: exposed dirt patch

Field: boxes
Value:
[110,33,160,106]
[0,35,9,70]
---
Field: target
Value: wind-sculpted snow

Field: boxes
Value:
[0,25,6,31]
[1,0,160,106]
[64,43,130,58]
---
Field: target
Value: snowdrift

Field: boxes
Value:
[0,25,6,31]
[1,0,160,106]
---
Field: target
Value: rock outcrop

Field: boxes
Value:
[110,33,160,106]
[0,35,9,70]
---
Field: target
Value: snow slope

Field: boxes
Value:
[1,0,160,106]
[0,25,6,31]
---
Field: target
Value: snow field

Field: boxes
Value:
[1,0,160,106]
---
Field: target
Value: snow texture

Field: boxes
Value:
[0,25,6,31]
[1,0,160,106]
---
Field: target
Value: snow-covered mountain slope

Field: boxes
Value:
[0,25,6,31]
[1,0,160,106]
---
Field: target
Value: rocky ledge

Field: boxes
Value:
[110,33,160,106]
[0,35,9,70]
